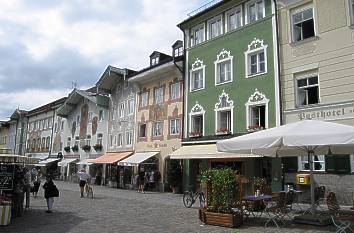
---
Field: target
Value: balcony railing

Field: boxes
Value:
[187,0,224,18]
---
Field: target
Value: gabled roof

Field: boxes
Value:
[57,89,109,118]
[95,65,136,94]
[27,97,67,116]
[10,109,28,120]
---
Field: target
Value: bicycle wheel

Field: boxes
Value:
[183,192,194,208]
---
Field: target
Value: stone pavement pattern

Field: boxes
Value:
[3,181,335,233]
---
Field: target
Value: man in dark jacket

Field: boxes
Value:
[43,176,58,213]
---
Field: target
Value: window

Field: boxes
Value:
[191,24,204,46]
[75,136,79,146]
[226,7,242,32]
[98,110,104,121]
[86,135,91,146]
[296,76,319,107]
[245,38,268,78]
[326,154,351,174]
[126,131,133,146]
[351,0,354,25]
[191,70,204,91]
[191,115,203,136]
[109,134,114,147]
[38,121,42,130]
[127,99,134,115]
[139,124,147,138]
[43,119,47,129]
[217,110,231,133]
[46,137,50,149]
[300,155,325,171]
[32,139,36,150]
[88,112,93,123]
[97,133,103,145]
[111,107,116,120]
[215,91,234,134]
[34,122,37,131]
[140,92,149,108]
[216,60,232,84]
[208,16,222,39]
[48,118,53,128]
[77,115,80,124]
[174,47,183,57]
[154,87,164,104]
[292,7,315,42]
[170,83,181,100]
[67,137,71,147]
[119,102,125,118]
[54,123,57,133]
[246,0,265,24]
[282,157,298,172]
[152,122,163,137]
[250,105,266,128]
[37,138,41,150]
[61,120,64,131]
[117,133,123,147]
[151,57,159,66]
[41,137,45,150]
[170,119,180,135]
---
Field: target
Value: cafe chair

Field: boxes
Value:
[264,192,287,228]
[304,186,326,214]
[326,192,354,233]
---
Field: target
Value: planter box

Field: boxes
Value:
[199,209,243,228]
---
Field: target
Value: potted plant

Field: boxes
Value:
[200,168,243,228]
[93,144,103,151]
[216,128,231,135]
[247,125,264,132]
[189,131,202,137]
[167,159,182,194]
[81,145,91,152]
[71,145,79,152]
[64,146,71,152]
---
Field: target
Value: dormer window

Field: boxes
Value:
[151,57,159,66]
[174,47,183,57]
[172,40,184,57]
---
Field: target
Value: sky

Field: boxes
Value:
[0,0,205,120]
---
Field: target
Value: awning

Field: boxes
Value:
[76,159,94,165]
[58,158,78,167]
[0,154,39,164]
[38,158,60,165]
[118,152,159,166]
[90,151,133,164]
[170,144,261,159]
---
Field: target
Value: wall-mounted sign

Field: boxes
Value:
[0,165,14,190]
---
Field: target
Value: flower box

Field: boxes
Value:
[247,125,264,132]
[93,144,103,151]
[71,145,79,152]
[216,128,231,135]
[189,131,202,138]
[64,146,71,152]
[81,145,91,152]
[199,209,243,228]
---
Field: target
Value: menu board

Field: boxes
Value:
[0,165,14,190]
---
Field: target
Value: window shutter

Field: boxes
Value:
[282,157,298,172]
[325,155,335,173]
[335,155,350,174]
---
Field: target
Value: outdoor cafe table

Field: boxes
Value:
[242,195,273,219]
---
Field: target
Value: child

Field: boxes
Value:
[43,176,58,213]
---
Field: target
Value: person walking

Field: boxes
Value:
[77,169,90,198]
[32,172,41,198]
[23,167,31,209]
[138,168,146,193]
[43,176,58,213]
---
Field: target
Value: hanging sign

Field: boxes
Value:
[0,165,14,190]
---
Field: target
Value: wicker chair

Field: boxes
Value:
[326,192,354,233]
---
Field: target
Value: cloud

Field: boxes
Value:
[0,0,203,120]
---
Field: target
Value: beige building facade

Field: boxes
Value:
[278,0,354,203]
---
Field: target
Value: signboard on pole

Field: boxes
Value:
[0,165,14,190]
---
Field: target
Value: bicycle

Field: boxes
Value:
[84,180,94,198]
[183,190,205,208]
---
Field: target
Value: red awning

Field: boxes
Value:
[90,151,133,164]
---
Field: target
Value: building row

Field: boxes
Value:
[1,0,354,204]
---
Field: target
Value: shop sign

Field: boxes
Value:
[147,143,168,149]
[0,165,14,190]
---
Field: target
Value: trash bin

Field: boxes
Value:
[0,205,11,225]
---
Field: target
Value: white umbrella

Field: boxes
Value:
[217,120,354,214]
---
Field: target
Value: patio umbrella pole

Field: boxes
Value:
[308,150,315,215]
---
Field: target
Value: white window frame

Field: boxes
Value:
[127,99,135,116]
[151,57,159,66]
[299,155,325,172]
[126,131,133,146]
[245,38,268,78]
[119,102,125,118]
[154,87,164,104]
[117,133,123,147]
[86,135,91,146]
[214,49,233,85]
[190,58,206,92]
[174,47,183,57]
[74,136,79,147]
[67,137,71,147]
[245,89,269,130]
[188,102,205,137]
[170,118,181,135]
[139,124,147,138]
[152,122,163,137]
[295,75,320,107]
[140,92,149,108]
[170,82,181,100]
[245,0,265,24]
[291,5,315,43]
[225,6,243,32]
[98,110,104,122]
[88,112,93,123]
[190,23,205,46]
[207,15,223,40]
[97,133,103,145]
[214,90,234,134]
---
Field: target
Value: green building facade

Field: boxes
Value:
[177,0,282,193]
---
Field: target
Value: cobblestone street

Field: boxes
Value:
[3,181,335,233]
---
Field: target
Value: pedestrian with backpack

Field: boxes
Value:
[43,175,59,213]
